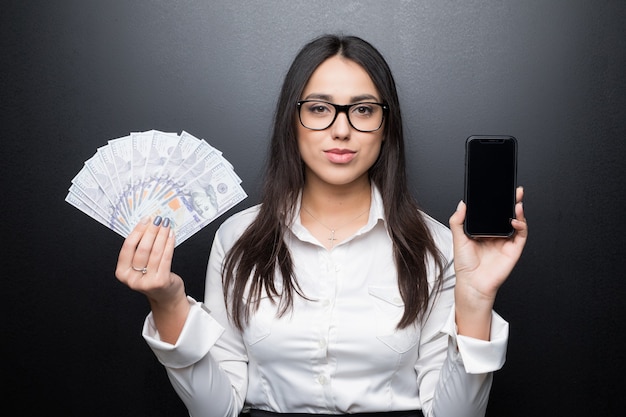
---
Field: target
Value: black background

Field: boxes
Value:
[2,1,625,416]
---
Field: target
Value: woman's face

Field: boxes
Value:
[297,56,384,189]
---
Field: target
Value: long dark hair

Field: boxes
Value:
[223,34,444,330]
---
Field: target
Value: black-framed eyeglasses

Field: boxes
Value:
[297,100,388,133]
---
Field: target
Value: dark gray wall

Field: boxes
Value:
[2,1,625,416]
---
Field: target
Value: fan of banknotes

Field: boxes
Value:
[65,130,247,246]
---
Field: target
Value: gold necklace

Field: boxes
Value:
[301,205,370,248]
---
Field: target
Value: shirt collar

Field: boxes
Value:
[288,184,386,243]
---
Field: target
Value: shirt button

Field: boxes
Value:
[322,299,331,307]
[319,339,327,349]
[317,375,328,385]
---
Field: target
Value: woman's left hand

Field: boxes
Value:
[448,186,528,338]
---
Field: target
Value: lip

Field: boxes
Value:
[324,148,356,164]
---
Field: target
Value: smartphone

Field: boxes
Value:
[464,135,517,238]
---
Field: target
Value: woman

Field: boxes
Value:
[116,34,527,417]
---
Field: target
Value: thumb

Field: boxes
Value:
[449,200,473,251]
[449,200,466,235]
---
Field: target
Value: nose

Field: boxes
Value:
[330,110,351,140]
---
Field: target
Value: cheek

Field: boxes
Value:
[362,138,384,165]
[296,129,318,159]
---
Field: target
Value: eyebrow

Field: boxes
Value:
[302,93,381,103]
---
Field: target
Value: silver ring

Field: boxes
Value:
[132,265,148,274]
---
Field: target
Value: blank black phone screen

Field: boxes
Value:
[464,136,517,237]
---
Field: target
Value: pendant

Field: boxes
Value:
[329,229,337,247]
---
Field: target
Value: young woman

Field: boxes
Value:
[115,35,528,417]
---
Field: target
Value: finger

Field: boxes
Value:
[449,200,465,226]
[515,198,526,222]
[449,200,468,242]
[516,186,524,203]
[512,201,528,238]
[132,216,164,272]
[116,216,151,279]
[158,221,176,277]
[146,217,175,277]
[510,185,527,236]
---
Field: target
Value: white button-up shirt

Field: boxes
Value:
[143,187,509,417]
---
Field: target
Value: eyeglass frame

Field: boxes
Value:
[296,100,389,133]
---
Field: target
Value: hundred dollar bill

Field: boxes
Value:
[169,137,220,180]
[146,142,223,210]
[130,130,155,209]
[136,130,182,208]
[68,167,130,234]
[174,159,247,242]
[66,185,128,237]
[96,142,128,218]
[108,135,134,213]
[84,151,130,223]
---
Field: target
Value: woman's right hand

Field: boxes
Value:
[115,215,190,344]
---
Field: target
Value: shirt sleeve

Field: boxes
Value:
[425,308,508,417]
[140,227,249,417]
[416,297,509,417]
[444,307,509,374]
[415,221,509,417]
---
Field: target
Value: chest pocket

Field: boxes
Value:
[368,286,420,353]
[241,294,277,346]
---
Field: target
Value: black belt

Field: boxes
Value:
[246,410,424,417]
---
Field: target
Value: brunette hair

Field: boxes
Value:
[223,34,444,330]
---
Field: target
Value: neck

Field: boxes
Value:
[301,176,371,220]
[300,177,372,249]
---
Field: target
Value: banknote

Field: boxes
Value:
[69,165,130,233]
[65,185,127,237]
[65,130,247,246]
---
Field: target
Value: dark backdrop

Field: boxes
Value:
[2,1,625,416]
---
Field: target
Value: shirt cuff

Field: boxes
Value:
[443,305,509,374]
[142,296,225,369]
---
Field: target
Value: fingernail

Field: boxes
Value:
[140,216,150,225]
[153,216,162,226]
[162,217,170,228]
[456,200,464,211]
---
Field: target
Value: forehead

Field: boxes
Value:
[301,56,380,101]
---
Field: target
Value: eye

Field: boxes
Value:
[351,103,375,117]
[305,101,332,116]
